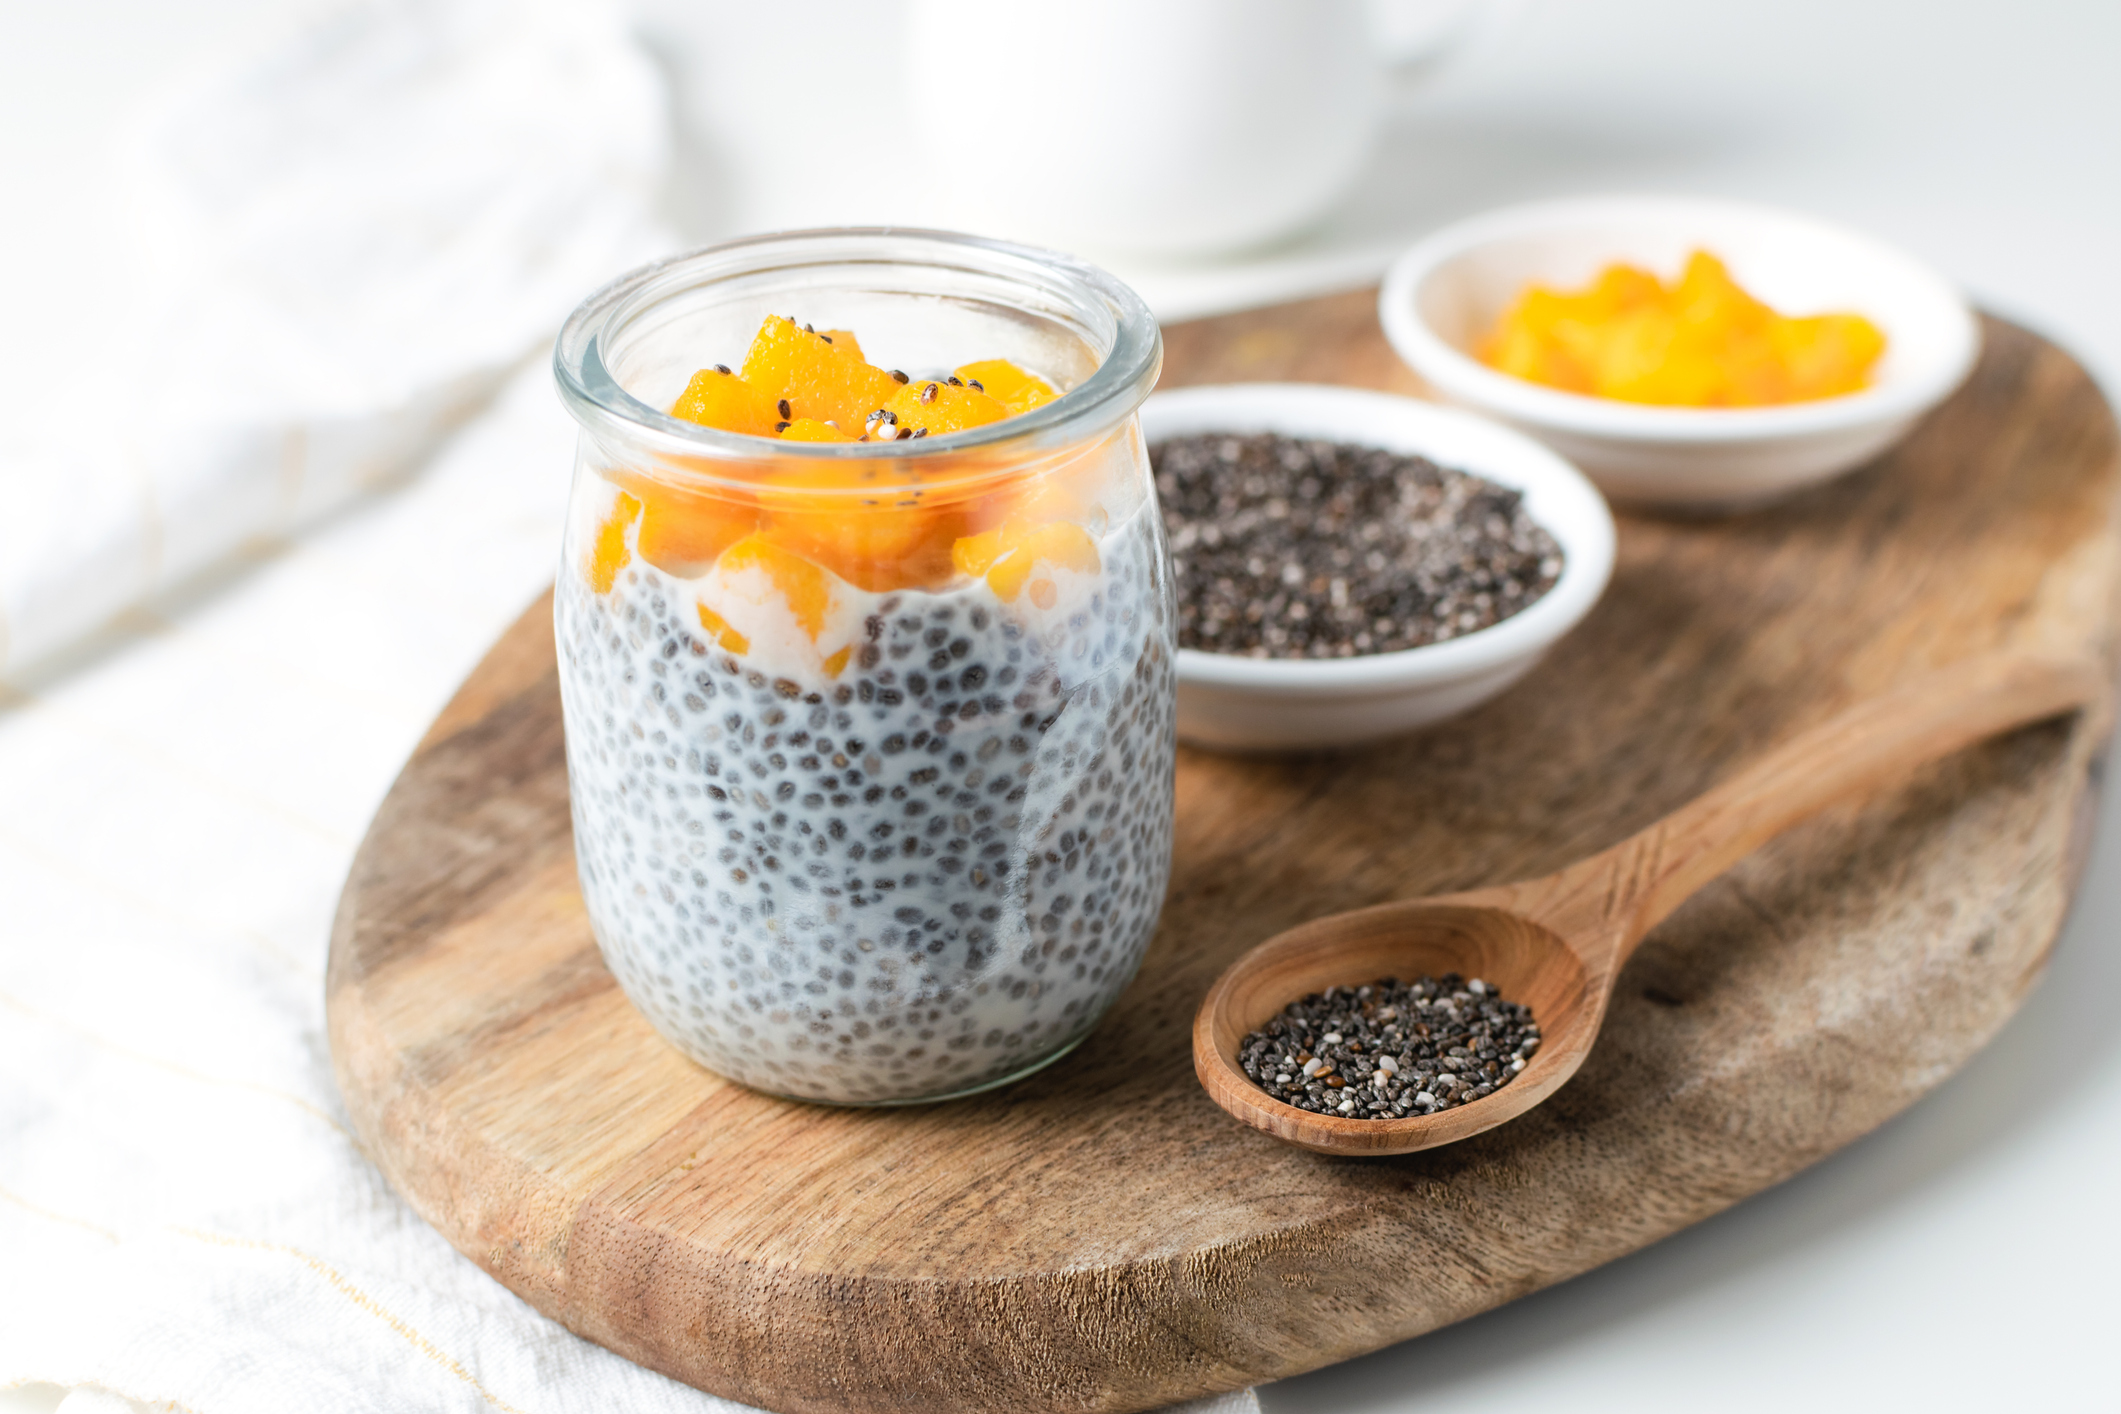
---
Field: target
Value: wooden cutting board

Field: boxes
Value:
[328,297,2119,1414]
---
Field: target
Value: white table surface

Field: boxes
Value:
[5,1,2118,1411]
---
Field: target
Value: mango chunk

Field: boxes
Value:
[647,318,1097,599]
[717,533,834,640]
[696,602,750,655]
[587,491,641,593]
[955,359,1057,414]
[1479,250,1886,407]
[881,378,1011,438]
[778,417,855,443]
[973,429,1125,533]
[762,460,960,590]
[950,519,1100,602]
[671,367,782,436]
[742,315,903,432]
[949,526,1010,578]
[634,486,759,576]
[1769,312,1888,401]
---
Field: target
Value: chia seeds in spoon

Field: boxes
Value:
[1239,975,1538,1118]
[1152,432,1563,659]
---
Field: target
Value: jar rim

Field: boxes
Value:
[552,227,1162,493]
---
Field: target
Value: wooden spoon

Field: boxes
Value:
[1193,650,2107,1156]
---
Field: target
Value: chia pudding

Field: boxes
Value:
[553,233,1175,1104]
[556,496,1174,1103]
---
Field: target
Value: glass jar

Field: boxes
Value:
[551,229,1174,1104]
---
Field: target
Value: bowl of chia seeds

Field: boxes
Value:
[1143,383,1614,750]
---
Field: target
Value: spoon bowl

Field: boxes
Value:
[1196,900,1595,1154]
[1195,649,2105,1157]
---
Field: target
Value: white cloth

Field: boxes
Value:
[0,0,669,677]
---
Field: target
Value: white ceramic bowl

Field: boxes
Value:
[1143,383,1615,752]
[1378,195,1981,510]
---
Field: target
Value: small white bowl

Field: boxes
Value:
[1143,383,1615,752]
[1378,195,1981,511]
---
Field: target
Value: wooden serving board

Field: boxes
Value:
[329,297,2119,1414]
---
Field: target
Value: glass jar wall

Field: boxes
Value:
[551,230,1174,1104]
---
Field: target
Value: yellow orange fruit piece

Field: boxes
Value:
[647,319,1084,598]
[632,485,759,576]
[1769,313,1888,401]
[883,378,1011,438]
[671,367,782,436]
[761,460,960,591]
[717,533,834,640]
[696,602,750,655]
[1478,250,1886,407]
[954,359,1057,414]
[988,523,1099,601]
[950,519,1100,602]
[778,417,855,443]
[949,526,1011,578]
[742,315,903,432]
[587,491,641,593]
[970,425,1131,533]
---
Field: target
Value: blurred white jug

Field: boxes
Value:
[901,0,1489,258]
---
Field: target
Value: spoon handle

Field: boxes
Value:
[1529,651,2106,962]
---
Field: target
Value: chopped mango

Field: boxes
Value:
[717,533,834,640]
[761,460,961,590]
[882,378,1011,438]
[778,417,855,443]
[742,315,903,432]
[949,525,1011,578]
[987,522,1099,600]
[951,519,1100,602]
[955,359,1057,414]
[971,427,1129,533]
[645,318,1091,603]
[1478,250,1887,407]
[587,491,641,593]
[671,367,782,436]
[696,602,750,655]
[1769,313,1887,401]
[633,486,759,576]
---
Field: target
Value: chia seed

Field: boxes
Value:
[1238,975,1538,1118]
[1151,433,1563,659]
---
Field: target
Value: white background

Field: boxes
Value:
[3,1,2118,1410]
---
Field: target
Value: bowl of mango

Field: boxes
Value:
[1380,195,1979,511]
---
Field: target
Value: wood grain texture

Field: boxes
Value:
[329,303,2120,1414]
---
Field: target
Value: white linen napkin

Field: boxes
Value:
[0,0,669,678]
